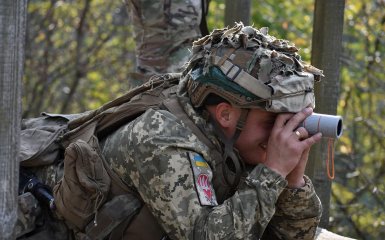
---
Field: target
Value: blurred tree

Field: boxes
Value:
[224,0,250,26]
[23,0,136,117]
[0,0,26,238]
[306,0,345,228]
[329,0,385,239]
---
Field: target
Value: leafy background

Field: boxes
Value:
[23,0,385,239]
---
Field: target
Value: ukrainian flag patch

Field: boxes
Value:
[193,154,209,167]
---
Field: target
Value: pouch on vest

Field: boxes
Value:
[84,193,142,240]
[53,136,110,230]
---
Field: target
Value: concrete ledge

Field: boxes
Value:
[315,227,356,240]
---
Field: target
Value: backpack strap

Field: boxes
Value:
[162,97,217,150]
[67,73,181,132]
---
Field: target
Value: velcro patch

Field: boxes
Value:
[188,152,218,206]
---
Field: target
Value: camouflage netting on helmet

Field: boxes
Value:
[181,23,324,112]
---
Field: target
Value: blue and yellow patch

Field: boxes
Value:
[193,154,209,168]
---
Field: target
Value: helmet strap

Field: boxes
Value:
[206,108,249,190]
[236,108,249,131]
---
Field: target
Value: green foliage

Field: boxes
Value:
[24,0,135,117]
[206,0,225,29]
[24,0,385,239]
[250,0,314,61]
[330,1,385,239]
[207,0,314,60]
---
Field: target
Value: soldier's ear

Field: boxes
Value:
[214,102,240,129]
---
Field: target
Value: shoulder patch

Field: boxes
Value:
[188,152,218,206]
[192,153,209,167]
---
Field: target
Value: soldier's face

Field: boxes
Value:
[234,109,278,165]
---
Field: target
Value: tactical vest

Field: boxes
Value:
[19,73,245,240]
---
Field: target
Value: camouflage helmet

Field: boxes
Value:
[185,23,324,112]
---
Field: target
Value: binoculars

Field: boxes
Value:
[299,113,343,139]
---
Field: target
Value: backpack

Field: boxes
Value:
[19,73,181,239]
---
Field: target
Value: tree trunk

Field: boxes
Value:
[306,0,345,228]
[0,0,27,238]
[224,0,251,26]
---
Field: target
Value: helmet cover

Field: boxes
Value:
[185,23,324,112]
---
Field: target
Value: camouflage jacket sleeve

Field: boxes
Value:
[260,175,323,240]
[101,109,321,240]
[193,164,288,239]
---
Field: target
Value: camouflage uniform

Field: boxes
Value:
[16,193,41,238]
[125,0,205,83]
[100,84,322,239]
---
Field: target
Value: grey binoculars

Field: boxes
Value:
[299,113,343,139]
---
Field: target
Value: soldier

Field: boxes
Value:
[100,23,324,239]
[124,0,209,84]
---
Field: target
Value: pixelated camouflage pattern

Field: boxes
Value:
[15,192,41,237]
[262,175,322,239]
[125,0,202,80]
[185,23,324,113]
[29,163,63,190]
[16,192,72,240]
[100,95,322,239]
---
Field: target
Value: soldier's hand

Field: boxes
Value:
[264,107,322,180]
[286,148,311,188]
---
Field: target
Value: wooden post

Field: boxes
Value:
[224,0,251,26]
[306,0,345,228]
[0,0,27,238]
